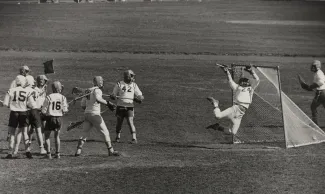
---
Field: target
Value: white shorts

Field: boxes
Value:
[81,113,111,142]
[213,104,246,135]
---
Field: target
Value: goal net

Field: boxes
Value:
[231,64,325,148]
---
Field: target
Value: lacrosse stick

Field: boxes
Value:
[67,108,110,131]
[68,92,92,105]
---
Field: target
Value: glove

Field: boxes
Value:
[110,94,117,100]
[244,64,254,74]
[298,74,313,91]
[107,101,117,111]
[134,95,144,104]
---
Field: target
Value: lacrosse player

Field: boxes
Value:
[2,75,35,159]
[25,75,47,155]
[110,70,144,144]
[75,76,120,157]
[298,60,325,125]
[206,64,260,140]
[41,81,68,159]
[9,65,33,89]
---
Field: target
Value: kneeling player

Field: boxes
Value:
[75,76,120,157]
[206,64,260,141]
[41,81,68,159]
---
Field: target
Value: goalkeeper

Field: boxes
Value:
[74,76,120,157]
[298,60,325,125]
[206,64,260,139]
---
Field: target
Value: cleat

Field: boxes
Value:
[130,139,138,144]
[109,150,121,156]
[26,152,33,159]
[206,123,220,130]
[206,97,219,107]
[114,138,121,143]
[54,153,60,159]
[40,148,47,155]
[5,154,13,159]
[44,154,52,159]
[75,148,82,157]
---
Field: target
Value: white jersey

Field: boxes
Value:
[4,86,35,112]
[42,93,68,116]
[34,87,47,109]
[9,75,27,89]
[112,81,142,107]
[81,87,102,115]
[229,80,258,109]
[313,70,325,90]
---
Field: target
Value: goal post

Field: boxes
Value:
[231,64,325,148]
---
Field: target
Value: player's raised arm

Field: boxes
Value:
[224,68,238,90]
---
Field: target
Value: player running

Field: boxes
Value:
[25,75,47,155]
[75,76,120,157]
[41,81,68,159]
[2,75,35,159]
[110,70,144,144]
[206,64,260,140]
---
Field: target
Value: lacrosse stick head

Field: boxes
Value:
[71,87,85,95]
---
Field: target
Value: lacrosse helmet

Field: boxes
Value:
[238,77,251,87]
[15,75,27,87]
[36,75,48,87]
[124,69,135,83]
[26,75,35,87]
[52,81,63,93]
[19,65,30,76]
[93,76,104,89]
[311,60,321,72]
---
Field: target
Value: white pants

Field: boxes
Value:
[82,113,111,142]
[213,104,246,135]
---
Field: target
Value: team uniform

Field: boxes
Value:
[4,85,35,158]
[6,86,35,128]
[214,76,259,135]
[42,93,68,131]
[311,69,325,124]
[112,81,143,118]
[80,87,112,142]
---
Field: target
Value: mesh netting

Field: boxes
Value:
[231,65,285,144]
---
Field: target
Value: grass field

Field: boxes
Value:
[1,0,325,193]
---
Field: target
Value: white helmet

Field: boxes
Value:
[52,81,63,93]
[15,75,27,87]
[26,75,35,87]
[93,76,104,89]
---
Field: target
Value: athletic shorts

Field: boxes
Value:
[28,109,42,128]
[116,106,134,118]
[8,111,29,128]
[44,116,62,131]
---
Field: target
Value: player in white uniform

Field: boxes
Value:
[41,81,68,159]
[206,65,260,139]
[2,76,35,159]
[9,65,33,89]
[25,75,47,155]
[75,76,120,157]
[110,70,144,144]
[307,60,325,125]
